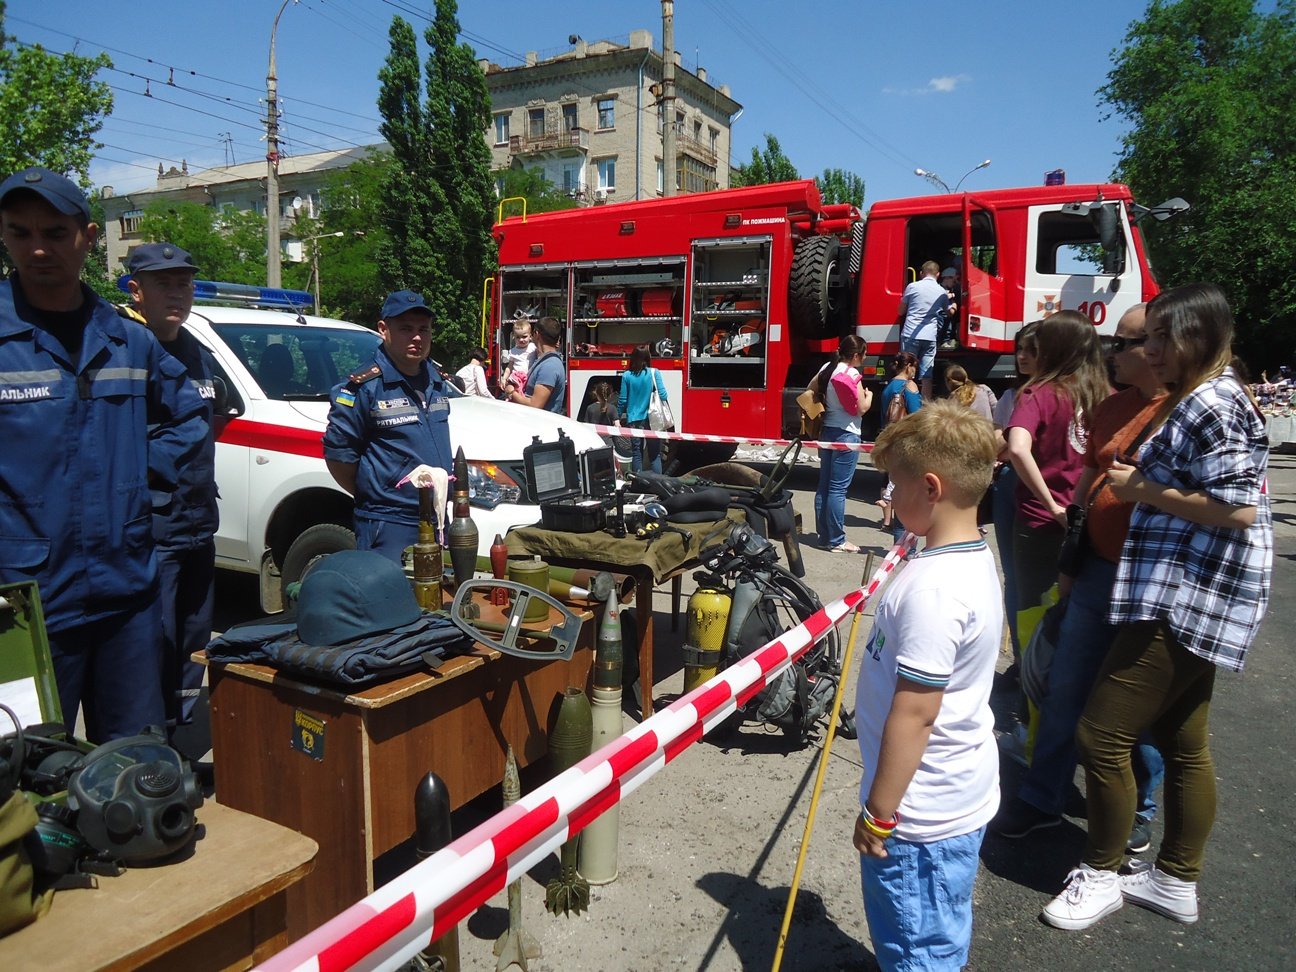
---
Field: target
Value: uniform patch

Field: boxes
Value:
[0,385,53,402]
[376,414,418,427]
[336,390,356,407]
[376,397,410,409]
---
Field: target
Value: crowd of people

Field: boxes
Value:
[836,283,1272,969]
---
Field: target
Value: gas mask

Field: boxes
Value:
[67,728,203,866]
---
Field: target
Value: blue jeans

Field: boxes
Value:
[991,465,1020,655]
[902,336,937,381]
[629,419,662,473]
[861,826,985,972]
[814,426,859,547]
[1018,555,1165,822]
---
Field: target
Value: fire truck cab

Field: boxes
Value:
[490,178,1181,458]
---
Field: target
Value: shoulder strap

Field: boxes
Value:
[346,364,382,388]
[115,304,149,326]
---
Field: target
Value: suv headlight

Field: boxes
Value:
[465,460,521,510]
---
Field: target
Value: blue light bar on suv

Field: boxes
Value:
[115,276,314,311]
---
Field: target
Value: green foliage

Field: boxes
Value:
[731,134,799,188]
[0,5,113,184]
[377,2,497,364]
[309,153,391,322]
[1101,0,1296,370]
[815,168,866,207]
[136,201,268,285]
[496,166,580,216]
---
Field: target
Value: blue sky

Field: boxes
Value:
[8,0,1155,206]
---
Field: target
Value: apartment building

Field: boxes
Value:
[481,29,742,203]
[98,144,386,274]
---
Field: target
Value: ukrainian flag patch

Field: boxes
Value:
[336,390,356,407]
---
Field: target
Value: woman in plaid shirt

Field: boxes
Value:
[1042,283,1272,931]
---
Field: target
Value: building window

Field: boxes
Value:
[709,126,719,154]
[562,163,581,193]
[494,113,510,145]
[562,103,578,131]
[657,103,664,132]
[528,108,545,138]
[679,156,716,194]
[675,110,685,133]
[120,208,144,235]
[596,158,616,192]
[597,98,615,130]
[656,161,663,195]
[693,119,702,141]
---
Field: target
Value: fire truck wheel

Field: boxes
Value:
[663,441,738,476]
[281,522,357,591]
[789,235,841,337]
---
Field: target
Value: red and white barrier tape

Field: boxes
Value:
[260,538,913,972]
[590,423,874,453]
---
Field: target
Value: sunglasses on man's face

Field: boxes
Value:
[1103,335,1150,353]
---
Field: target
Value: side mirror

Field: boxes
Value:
[212,375,244,417]
[1091,203,1122,253]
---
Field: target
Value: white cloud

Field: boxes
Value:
[883,74,972,96]
[928,74,968,93]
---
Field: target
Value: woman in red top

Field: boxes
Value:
[1004,311,1109,621]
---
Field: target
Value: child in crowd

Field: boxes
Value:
[854,400,1002,971]
[499,318,536,393]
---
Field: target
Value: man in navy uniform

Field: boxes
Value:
[0,167,206,741]
[323,290,452,562]
[126,242,217,738]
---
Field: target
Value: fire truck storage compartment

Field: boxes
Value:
[496,264,570,350]
[689,237,771,390]
[571,257,685,359]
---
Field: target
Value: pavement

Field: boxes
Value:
[211,449,1296,971]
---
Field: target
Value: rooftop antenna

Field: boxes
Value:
[219,132,234,167]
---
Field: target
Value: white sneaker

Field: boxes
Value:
[1119,859,1199,924]
[1042,864,1123,930]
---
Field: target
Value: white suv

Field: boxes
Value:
[184,305,604,611]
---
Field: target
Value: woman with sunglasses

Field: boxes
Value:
[1042,283,1272,930]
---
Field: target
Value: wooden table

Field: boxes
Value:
[205,602,593,940]
[0,801,316,972]
[506,516,741,717]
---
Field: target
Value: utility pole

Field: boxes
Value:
[661,1,677,197]
[265,0,295,288]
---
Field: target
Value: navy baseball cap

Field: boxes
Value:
[381,290,432,320]
[0,166,91,221]
[295,550,422,646]
[128,242,199,275]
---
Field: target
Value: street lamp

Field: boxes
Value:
[914,160,992,194]
[265,0,298,289]
[914,167,951,193]
[954,159,992,192]
[299,230,362,314]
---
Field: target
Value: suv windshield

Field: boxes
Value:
[212,323,379,400]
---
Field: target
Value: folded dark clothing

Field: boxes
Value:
[207,613,471,687]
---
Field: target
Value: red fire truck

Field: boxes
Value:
[488,178,1185,466]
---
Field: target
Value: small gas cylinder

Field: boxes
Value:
[682,581,731,692]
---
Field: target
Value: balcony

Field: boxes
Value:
[509,126,590,158]
[676,129,718,168]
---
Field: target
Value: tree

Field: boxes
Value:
[312,153,391,323]
[136,201,267,285]
[497,166,580,216]
[816,168,866,208]
[731,134,799,188]
[0,5,112,183]
[377,3,496,364]
[1100,0,1296,370]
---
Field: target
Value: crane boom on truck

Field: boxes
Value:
[488,177,1186,469]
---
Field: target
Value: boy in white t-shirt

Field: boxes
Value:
[854,399,1003,971]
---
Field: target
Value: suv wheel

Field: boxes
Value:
[281,522,357,591]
